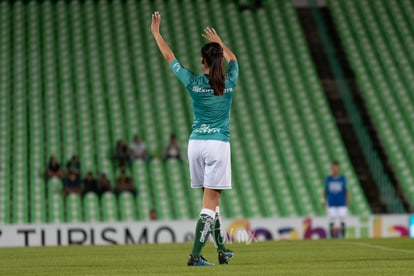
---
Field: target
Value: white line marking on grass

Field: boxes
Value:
[351,242,414,254]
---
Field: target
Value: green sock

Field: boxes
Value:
[191,214,214,258]
[213,213,227,252]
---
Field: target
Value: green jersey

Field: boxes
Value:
[170,59,239,142]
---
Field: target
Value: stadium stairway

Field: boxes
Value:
[0,0,371,225]
[329,0,414,211]
[296,5,406,213]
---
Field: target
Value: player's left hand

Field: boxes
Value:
[151,11,161,34]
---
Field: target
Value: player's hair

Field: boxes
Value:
[201,42,225,96]
[332,160,340,166]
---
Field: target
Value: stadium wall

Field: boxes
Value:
[0,215,410,248]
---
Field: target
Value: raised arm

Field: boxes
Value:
[151,12,176,63]
[202,27,237,62]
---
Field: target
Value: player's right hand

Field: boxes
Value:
[151,11,161,34]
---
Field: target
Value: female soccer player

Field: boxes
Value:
[151,12,238,266]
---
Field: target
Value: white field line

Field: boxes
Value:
[351,242,414,254]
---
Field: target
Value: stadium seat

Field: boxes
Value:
[119,192,137,222]
[47,179,64,223]
[83,192,100,222]
[30,178,47,223]
[101,192,118,222]
[66,194,82,223]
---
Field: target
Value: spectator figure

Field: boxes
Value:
[164,134,182,161]
[324,161,350,239]
[66,155,81,176]
[149,208,158,221]
[82,171,97,196]
[114,169,137,197]
[115,139,129,167]
[63,171,81,197]
[129,135,149,162]
[47,155,63,179]
[97,173,112,196]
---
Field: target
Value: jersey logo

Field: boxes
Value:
[192,86,233,93]
[328,181,343,193]
[193,124,220,134]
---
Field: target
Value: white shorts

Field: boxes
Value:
[188,140,231,190]
[328,207,348,221]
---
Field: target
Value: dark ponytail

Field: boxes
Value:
[201,42,225,96]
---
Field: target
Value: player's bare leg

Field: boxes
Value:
[202,188,220,211]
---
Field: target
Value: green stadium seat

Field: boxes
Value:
[66,194,82,223]
[101,192,118,222]
[83,192,100,222]
[47,179,64,223]
[119,192,137,222]
[31,178,47,223]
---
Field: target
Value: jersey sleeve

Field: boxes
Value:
[226,60,239,85]
[170,59,194,87]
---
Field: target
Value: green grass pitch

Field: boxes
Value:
[0,238,413,275]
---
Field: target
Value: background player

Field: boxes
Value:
[151,12,238,266]
[324,161,350,238]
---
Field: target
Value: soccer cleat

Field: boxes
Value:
[187,255,214,266]
[218,249,234,264]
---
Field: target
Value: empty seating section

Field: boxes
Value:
[0,2,10,224]
[222,1,368,216]
[329,0,414,207]
[28,2,46,224]
[11,2,29,224]
[83,2,113,182]
[0,0,371,225]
